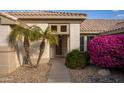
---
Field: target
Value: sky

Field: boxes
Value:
[54,10,124,19]
[0,10,124,19]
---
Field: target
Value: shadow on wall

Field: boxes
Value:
[30,41,41,58]
[17,40,48,65]
[16,41,25,65]
[17,41,40,65]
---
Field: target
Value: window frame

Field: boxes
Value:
[51,25,58,32]
[87,36,94,44]
[61,25,67,32]
[49,24,69,34]
[80,35,84,52]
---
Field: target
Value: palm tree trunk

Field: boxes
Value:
[23,37,33,66]
[36,39,45,66]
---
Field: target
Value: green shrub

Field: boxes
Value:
[65,49,89,69]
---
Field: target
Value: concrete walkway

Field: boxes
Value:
[47,58,71,83]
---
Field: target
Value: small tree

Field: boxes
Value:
[32,26,58,67]
[9,25,41,67]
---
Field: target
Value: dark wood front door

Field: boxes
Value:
[56,36,62,56]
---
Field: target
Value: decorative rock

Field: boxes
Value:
[98,69,111,76]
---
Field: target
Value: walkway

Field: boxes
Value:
[47,58,71,83]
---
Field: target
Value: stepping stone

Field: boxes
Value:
[98,69,111,76]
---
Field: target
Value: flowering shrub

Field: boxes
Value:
[88,34,124,68]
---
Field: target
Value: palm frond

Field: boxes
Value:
[43,27,58,45]
[48,35,58,45]
[44,27,51,35]
[29,25,43,41]
[9,25,58,48]
[9,25,24,48]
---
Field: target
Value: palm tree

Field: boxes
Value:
[9,25,58,67]
[31,26,58,67]
[9,25,41,67]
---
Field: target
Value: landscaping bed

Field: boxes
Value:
[0,63,51,83]
[69,65,124,83]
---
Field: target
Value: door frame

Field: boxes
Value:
[50,35,69,58]
[55,35,63,57]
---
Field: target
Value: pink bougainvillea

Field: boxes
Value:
[88,34,124,68]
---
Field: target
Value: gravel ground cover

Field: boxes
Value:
[0,63,51,83]
[69,65,124,83]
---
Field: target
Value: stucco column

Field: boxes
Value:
[0,25,19,74]
[84,35,87,52]
[67,36,70,53]
[69,24,80,51]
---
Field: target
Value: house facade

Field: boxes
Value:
[0,11,124,74]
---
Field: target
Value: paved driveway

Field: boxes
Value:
[47,58,71,83]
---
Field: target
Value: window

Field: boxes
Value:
[61,25,67,32]
[51,25,57,32]
[80,35,84,51]
[87,36,94,43]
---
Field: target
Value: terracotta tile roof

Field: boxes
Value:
[0,12,17,21]
[2,11,124,34]
[80,19,124,33]
[99,21,124,35]
[7,11,86,19]
[0,12,29,28]
[109,21,124,31]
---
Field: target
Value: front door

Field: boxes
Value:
[56,36,62,56]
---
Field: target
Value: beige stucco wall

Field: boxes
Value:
[0,25,11,46]
[0,47,19,74]
[0,25,19,74]
[30,40,50,59]
[69,24,80,51]
[27,23,50,60]
[0,16,15,25]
